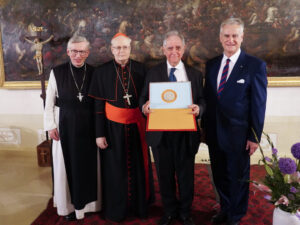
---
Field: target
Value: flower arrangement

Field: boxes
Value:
[252,130,300,214]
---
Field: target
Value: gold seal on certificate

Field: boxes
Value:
[161,89,177,103]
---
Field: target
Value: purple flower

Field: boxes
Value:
[290,186,298,193]
[264,195,272,201]
[272,148,278,156]
[265,156,272,162]
[291,143,300,159]
[278,158,297,174]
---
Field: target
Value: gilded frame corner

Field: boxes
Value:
[0,27,42,89]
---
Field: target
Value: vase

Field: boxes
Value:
[273,207,300,225]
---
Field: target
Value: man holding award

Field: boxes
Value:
[140,31,205,225]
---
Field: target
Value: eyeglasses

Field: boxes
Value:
[112,46,130,51]
[69,49,89,56]
[166,46,182,52]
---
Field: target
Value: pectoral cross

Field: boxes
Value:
[123,93,132,105]
[77,92,84,102]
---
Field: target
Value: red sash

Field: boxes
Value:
[105,102,150,200]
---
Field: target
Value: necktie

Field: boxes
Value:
[169,68,177,82]
[217,58,230,97]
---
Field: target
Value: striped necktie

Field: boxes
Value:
[169,68,177,82]
[217,58,230,98]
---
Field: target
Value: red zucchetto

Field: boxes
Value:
[112,32,129,40]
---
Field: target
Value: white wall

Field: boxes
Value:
[0,89,44,115]
[266,87,300,116]
[0,89,45,151]
[1,87,300,116]
[0,87,300,157]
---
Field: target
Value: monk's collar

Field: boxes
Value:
[70,62,85,69]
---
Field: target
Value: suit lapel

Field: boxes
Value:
[210,56,222,94]
[184,63,196,103]
[185,63,192,81]
[161,62,169,82]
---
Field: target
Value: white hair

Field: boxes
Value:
[163,30,185,46]
[220,18,244,34]
[67,35,90,49]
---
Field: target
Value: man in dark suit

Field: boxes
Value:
[203,18,267,225]
[140,31,205,225]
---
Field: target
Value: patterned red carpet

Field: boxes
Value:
[32,164,273,225]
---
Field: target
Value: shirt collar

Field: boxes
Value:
[222,48,241,64]
[167,60,184,70]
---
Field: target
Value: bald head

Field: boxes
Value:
[111,35,132,66]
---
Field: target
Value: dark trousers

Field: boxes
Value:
[151,132,195,218]
[208,141,250,222]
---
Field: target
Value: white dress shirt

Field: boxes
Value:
[217,48,241,90]
[167,60,188,82]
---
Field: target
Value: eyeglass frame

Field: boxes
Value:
[68,49,89,56]
[165,46,183,52]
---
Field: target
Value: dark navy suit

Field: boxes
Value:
[139,61,205,218]
[203,50,267,222]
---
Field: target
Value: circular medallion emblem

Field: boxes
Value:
[161,89,177,103]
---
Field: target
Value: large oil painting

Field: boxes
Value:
[0,0,300,88]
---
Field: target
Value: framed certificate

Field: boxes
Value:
[147,81,197,131]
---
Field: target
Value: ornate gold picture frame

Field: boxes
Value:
[1,0,300,89]
[0,28,43,89]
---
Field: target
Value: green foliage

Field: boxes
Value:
[252,129,300,213]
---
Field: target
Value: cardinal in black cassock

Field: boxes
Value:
[89,33,154,222]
